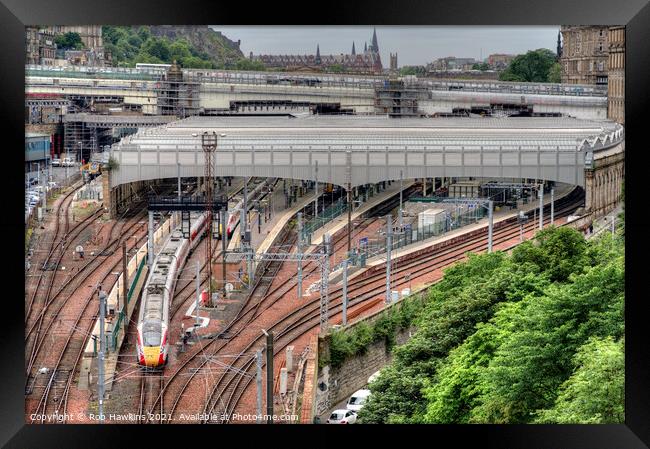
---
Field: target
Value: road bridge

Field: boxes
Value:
[25,65,608,119]
[106,115,623,217]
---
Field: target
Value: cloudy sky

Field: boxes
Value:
[213,26,560,66]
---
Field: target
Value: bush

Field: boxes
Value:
[326,295,427,369]
[361,227,624,424]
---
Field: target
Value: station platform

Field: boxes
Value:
[226,180,315,260]
[256,187,315,256]
[370,182,574,266]
[335,183,575,285]
[307,181,416,252]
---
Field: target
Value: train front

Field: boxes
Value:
[137,320,168,368]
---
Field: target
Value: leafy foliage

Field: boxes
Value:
[471,62,490,71]
[55,32,84,50]
[499,48,558,82]
[322,295,426,370]
[548,62,562,83]
[534,336,624,423]
[103,26,243,69]
[358,227,624,424]
[234,58,267,71]
[399,66,427,76]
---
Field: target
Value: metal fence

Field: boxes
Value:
[362,206,486,260]
[110,256,147,351]
[303,198,347,237]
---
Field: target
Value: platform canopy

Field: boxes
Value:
[109,115,623,189]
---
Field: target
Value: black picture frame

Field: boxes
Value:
[3,0,649,446]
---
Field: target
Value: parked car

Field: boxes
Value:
[51,158,61,167]
[327,409,357,424]
[62,158,76,167]
[346,389,372,412]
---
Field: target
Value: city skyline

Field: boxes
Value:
[214,26,560,66]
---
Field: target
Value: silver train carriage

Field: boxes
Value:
[137,212,206,367]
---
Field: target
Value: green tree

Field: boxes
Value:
[399,65,427,76]
[234,58,266,71]
[511,226,588,282]
[55,32,84,50]
[535,337,624,423]
[470,255,624,423]
[548,62,562,83]
[498,49,558,82]
[360,228,624,424]
[327,64,345,73]
[472,62,490,71]
[141,37,171,62]
[170,39,192,61]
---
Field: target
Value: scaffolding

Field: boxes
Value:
[64,118,96,162]
[374,78,423,117]
[155,61,201,118]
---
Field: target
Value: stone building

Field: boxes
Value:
[49,25,103,49]
[46,25,106,66]
[25,26,40,65]
[486,53,515,70]
[389,53,398,72]
[428,56,477,72]
[250,28,383,75]
[607,26,625,124]
[25,26,57,66]
[38,29,56,66]
[560,25,609,85]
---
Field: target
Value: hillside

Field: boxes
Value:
[102,25,244,69]
[357,226,625,424]
[148,26,244,65]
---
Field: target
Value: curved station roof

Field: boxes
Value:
[109,115,624,188]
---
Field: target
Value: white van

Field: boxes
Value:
[346,389,371,412]
[367,370,382,385]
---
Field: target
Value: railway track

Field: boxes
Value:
[25,181,97,324]
[200,187,585,422]
[168,180,248,319]
[27,214,150,422]
[25,208,146,379]
[143,221,298,423]
[26,184,180,422]
[143,187,414,421]
[145,182,574,423]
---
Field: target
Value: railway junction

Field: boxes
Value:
[25,112,623,424]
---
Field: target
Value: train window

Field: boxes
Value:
[143,321,162,346]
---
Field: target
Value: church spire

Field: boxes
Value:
[556,31,562,58]
[352,41,356,55]
[371,27,379,53]
[364,41,367,53]
[315,44,321,64]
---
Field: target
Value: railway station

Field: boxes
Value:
[24,27,626,426]
[26,112,623,423]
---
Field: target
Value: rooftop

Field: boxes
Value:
[118,116,622,153]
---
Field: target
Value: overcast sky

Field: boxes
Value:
[213,26,560,66]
